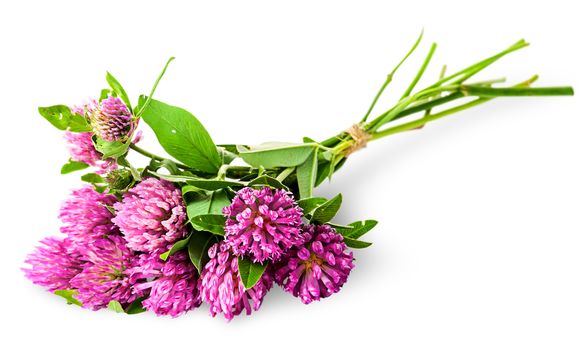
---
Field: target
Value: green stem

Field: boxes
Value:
[401,42,437,99]
[136,57,175,117]
[129,143,191,170]
[276,167,295,182]
[461,85,574,97]
[428,39,529,88]
[370,75,551,141]
[360,30,424,123]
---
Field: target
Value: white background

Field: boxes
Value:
[0,1,584,349]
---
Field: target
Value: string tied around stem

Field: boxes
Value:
[343,124,371,157]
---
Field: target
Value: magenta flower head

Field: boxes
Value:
[59,186,118,244]
[70,235,137,310]
[113,178,188,252]
[274,224,354,304]
[132,251,200,317]
[89,96,135,142]
[223,187,304,263]
[23,237,82,292]
[198,242,273,321]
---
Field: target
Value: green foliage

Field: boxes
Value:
[311,194,343,224]
[343,237,372,249]
[296,148,318,199]
[38,105,91,132]
[297,197,327,217]
[184,188,230,220]
[54,289,82,306]
[140,97,221,173]
[188,231,219,273]
[81,173,105,184]
[125,298,147,314]
[190,214,226,236]
[237,142,315,168]
[105,72,132,109]
[336,220,378,239]
[238,257,267,289]
[248,175,288,190]
[94,138,130,159]
[160,234,192,261]
[61,160,89,174]
[107,300,125,313]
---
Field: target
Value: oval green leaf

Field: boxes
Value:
[238,257,267,289]
[61,160,90,174]
[296,148,318,199]
[237,142,315,168]
[188,231,219,273]
[160,233,192,261]
[140,97,221,174]
[248,175,289,190]
[311,194,343,224]
[54,289,82,306]
[190,214,226,236]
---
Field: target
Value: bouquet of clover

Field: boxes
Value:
[24,34,574,320]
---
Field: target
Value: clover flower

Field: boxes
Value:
[89,96,134,142]
[274,224,354,304]
[23,237,83,292]
[59,186,118,244]
[70,235,138,310]
[113,178,188,252]
[223,187,304,263]
[198,242,273,321]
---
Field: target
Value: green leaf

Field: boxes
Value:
[296,148,318,199]
[237,142,315,168]
[106,72,131,109]
[54,289,82,306]
[219,147,238,165]
[184,189,230,220]
[61,160,89,174]
[248,175,289,190]
[99,89,111,101]
[238,257,268,289]
[94,138,129,159]
[38,105,71,130]
[135,57,175,117]
[188,231,219,273]
[68,113,91,132]
[108,300,125,313]
[327,222,354,230]
[336,220,378,239]
[190,214,226,236]
[38,105,92,132]
[160,234,192,261]
[125,297,146,314]
[343,237,373,249]
[140,97,221,173]
[81,173,105,184]
[297,197,327,217]
[315,162,331,187]
[311,194,343,224]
